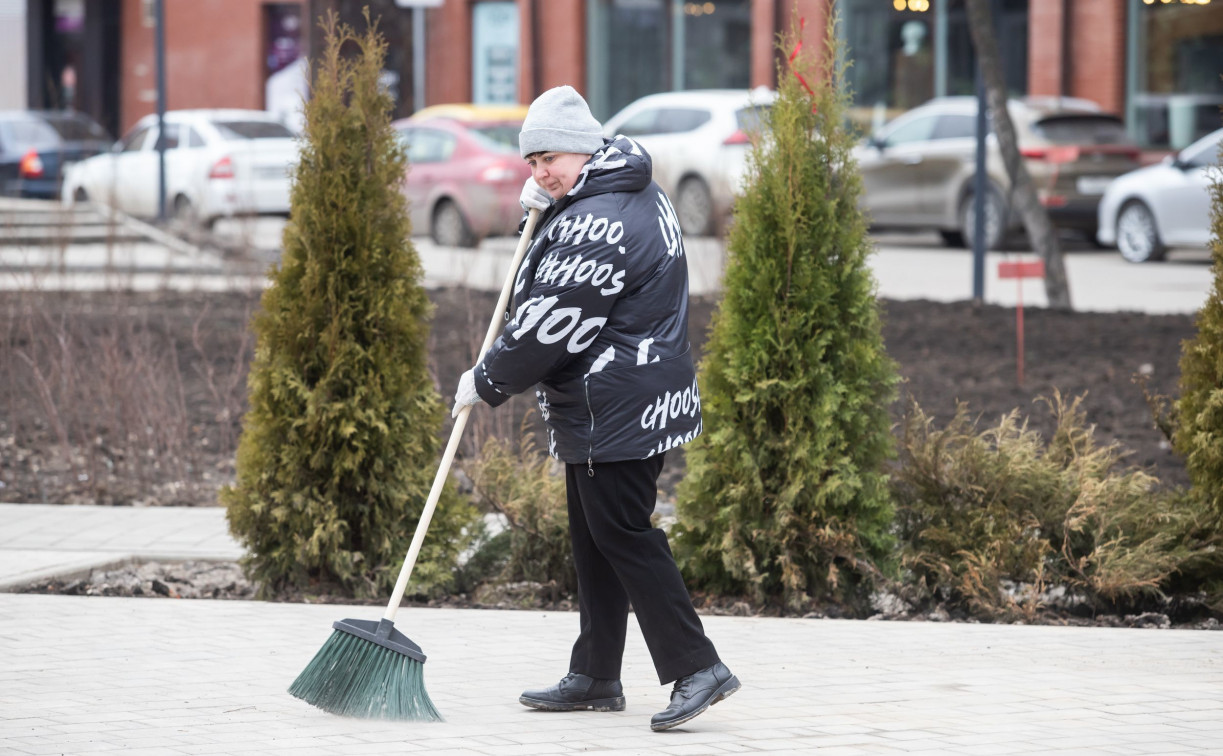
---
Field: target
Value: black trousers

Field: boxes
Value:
[565,454,720,685]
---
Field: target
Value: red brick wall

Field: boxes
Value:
[517,0,535,103]
[1027,0,1064,97]
[534,0,584,96]
[751,0,777,89]
[1069,0,1125,114]
[1028,0,1127,113]
[791,0,830,81]
[426,0,472,104]
[120,0,268,134]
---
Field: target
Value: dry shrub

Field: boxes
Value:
[465,421,573,596]
[0,291,254,505]
[893,391,1212,620]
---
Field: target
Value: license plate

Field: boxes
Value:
[255,165,287,180]
[1076,176,1112,195]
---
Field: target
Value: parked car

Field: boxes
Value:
[61,109,297,226]
[394,104,531,247]
[601,88,777,236]
[1096,127,1222,263]
[853,96,1141,249]
[0,110,112,198]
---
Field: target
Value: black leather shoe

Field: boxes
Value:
[650,662,740,731]
[520,672,626,712]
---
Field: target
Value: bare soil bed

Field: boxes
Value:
[4,287,1209,626]
[1,286,1193,504]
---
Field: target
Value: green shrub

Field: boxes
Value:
[465,426,573,595]
[1174,140,1223,520]
[672,15,898,613]
[222,13,476,600]
[1164,126,1223,610]
[894,392,1213,619]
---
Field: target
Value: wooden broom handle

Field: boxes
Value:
[384,208,541,620]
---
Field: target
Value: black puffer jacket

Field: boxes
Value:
[472,135,701,467]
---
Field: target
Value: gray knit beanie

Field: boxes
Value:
[519,85,604,158]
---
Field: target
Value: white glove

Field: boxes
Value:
[519,177,552,211]
[451,368,481,418]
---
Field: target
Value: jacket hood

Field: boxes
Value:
[565,135,653,202]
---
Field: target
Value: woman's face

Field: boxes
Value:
[526,151,591,199]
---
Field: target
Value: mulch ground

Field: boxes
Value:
[0,287,1194,506]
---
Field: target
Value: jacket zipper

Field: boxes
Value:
[583,375,595,477]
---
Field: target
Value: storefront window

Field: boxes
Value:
[681,1,750,90]
[585,0,750,121]
[843,0,1027,120]
[1130,0,1223,149]
[473,2,519,104]
[52,0,85,110]
[845,1,935,113]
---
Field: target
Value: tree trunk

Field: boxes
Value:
[963,0,1072,310]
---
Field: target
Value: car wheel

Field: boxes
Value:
[959,188,1007,251]
[1115,201,1166,263]
[431,199,476,248]
[73,187,89,204]
[675,177,714,237]
[939,229,965,248]
[172,195,198,226]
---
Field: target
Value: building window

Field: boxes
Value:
[681,1,750,91]
[843,0,1027,119]
[473,2,519,104]
[50,0,86,110]
[1130,0,1223,150]
[585,0,750,121]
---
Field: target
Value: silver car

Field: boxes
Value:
[602,88,776,237]
[854,97,1140,249]
[61,109,298,227]
[1096,127,1221,263]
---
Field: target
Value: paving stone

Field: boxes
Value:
[4,506,1223,754]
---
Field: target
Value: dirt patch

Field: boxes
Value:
[0,288,1194,506]
[20,558,1221,630]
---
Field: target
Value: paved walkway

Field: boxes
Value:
[2,504,1222,755]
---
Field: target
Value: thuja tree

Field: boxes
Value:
[222,13,476,599]
[1174,142,1223,522]
[672,15,898,612]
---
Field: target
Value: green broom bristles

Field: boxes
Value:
[289,628,442,721]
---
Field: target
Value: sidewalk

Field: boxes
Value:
[2,503,1222,755]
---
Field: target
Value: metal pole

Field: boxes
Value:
[971,60,986,303]
[155,0,167,222]
[934,0,948,98]
[412,7,425,112]
[671,0,684,90]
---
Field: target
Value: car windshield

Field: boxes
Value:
[1029,115,1128,145]
[736,105,771,133]
[41,114,110,142]
[0,117,61,150]
[212,120,294,140]
[1179,131,1222,169]
[467,123,521,152]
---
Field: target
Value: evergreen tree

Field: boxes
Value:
[673,15,898,612]
[222,12,476,599]
[1174,136,1223,520]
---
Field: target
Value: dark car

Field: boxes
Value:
[0,110,112,199]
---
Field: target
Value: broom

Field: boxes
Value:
[289,208,542,720]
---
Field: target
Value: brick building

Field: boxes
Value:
[16,0,1223,150]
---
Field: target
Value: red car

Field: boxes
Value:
[393,105,531,247]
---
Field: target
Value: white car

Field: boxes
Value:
[62,109,298,227]
[602,88,776,236]
[1096,127,1222,263]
